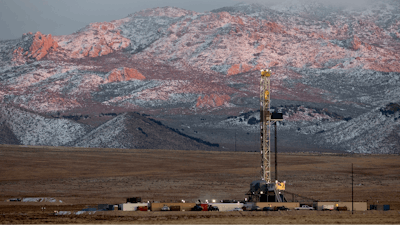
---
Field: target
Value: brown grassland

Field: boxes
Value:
[0,144,399,224]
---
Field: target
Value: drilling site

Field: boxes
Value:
[0,69,399,224]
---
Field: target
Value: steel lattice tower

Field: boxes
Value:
[260,69,272,183]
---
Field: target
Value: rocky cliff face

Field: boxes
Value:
[0,1,399,153]
[13,32,58,62]
[107,67,146,83]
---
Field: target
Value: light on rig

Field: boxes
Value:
[260,69,272,77]
[264,90,270,99]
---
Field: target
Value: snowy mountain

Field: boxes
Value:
[0,105,218,150]
[73,112,219,150]
[0,106,87,146]
[0,1,399,153]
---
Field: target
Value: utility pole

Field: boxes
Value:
[275,121,277,181]
[234,131,236,152]
[352,163,354,214]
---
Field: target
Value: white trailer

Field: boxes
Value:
[208,203,244,212]
[322,205,334,211]
[120,203,149,211]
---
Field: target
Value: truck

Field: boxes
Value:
[295,205,314,210]
[322,205,334,211]
[208,205,219,211]
[277,206,290,211]
[137,206,148,211]
[191,205,203,211]
[336,206,347,211]
[170,206,180,211]
[161,205,170,211]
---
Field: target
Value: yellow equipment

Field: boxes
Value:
[276,181,286,191]
[264,90,269,99]
[261,69,271,77]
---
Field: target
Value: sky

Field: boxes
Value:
[0,0,241,41]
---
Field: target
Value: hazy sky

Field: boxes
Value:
[0,0,241,40]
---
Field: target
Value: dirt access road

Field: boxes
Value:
[0,144,399,223]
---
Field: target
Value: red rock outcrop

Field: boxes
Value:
[13,32,58,61]
[351,35,362,51]
[107,67,145,83]
[227,63,254,76]
[29,32,58,60]
[227,64,241,75]
[364,43,372,51]
[12,47,25,62]
[196,94,230,108]
[365,62,400,73]
[263,21,285,33]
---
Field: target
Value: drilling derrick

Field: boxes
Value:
[246,69,285,203]
[260,69,272,182]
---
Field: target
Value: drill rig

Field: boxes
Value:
[246,69,285,202]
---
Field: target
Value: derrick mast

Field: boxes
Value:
[246,68,285,203]
[260,69,272,182]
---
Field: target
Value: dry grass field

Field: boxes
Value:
[0,144,399,224]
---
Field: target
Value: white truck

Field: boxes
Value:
[161,205,170,211]
[295,205,314,210]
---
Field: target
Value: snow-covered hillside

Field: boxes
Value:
[0,1,399,153]
[0,106,87,146]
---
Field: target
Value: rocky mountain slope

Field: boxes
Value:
[0,1,399,153]
[72,111,220,150]
[0,105,218,150]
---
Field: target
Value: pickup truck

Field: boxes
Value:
[191,205,203,211]
[208,205,219,211]
[161,205,170,211]
[295,205,314,210]
[277,206,290,211]
[250,206,261,211]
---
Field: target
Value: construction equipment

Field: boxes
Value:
[276,181,285,191]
